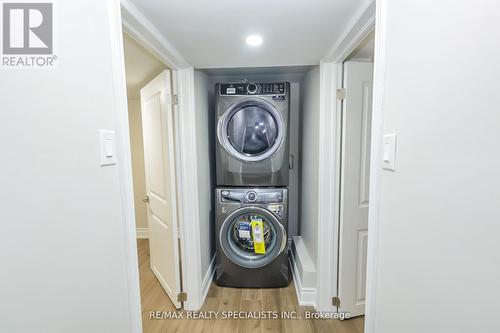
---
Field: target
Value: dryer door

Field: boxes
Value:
[218,98,285,162]
[220,206,287,268]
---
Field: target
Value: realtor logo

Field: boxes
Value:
[3,2,52,54]
[2,2,56,67]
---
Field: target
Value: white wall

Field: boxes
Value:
[193,70,216,276]
[0,1,139,332]
[299,66,321,267]
[370,1,500,332]
[127,99,148,231]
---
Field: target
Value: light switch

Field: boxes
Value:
[383,133,397,171]
[104,139,113,157]
[99,130,117,166]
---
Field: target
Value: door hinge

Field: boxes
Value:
[177,292,187,302]
[171,94,179,105]
[332,296,341,307]
[336,88,346,101]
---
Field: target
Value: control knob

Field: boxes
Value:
[246,191,257,202]
[247,83,258,94]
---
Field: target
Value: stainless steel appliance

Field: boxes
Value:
[215,82,290,186]
[215,187,289,288]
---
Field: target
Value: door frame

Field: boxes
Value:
[363,2,387,332]
[315,0,377,314]
[316,1,388,332]
[109,2,205,329]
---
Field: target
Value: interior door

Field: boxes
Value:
[140,70,182,309]
[337,61,374,317]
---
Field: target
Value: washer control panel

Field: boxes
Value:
[220,82,286,96]
[219,188,287,220]
[268,204,285,219]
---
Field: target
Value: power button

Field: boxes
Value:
[247,83,258,94]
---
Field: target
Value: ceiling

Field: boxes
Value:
[123,33,166,99]
[129,0,368,68]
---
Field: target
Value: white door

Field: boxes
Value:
[140,70,182,309]
[337,61,373,317]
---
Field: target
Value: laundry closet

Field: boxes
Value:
[191,65,320,291]
[125,27,374,319]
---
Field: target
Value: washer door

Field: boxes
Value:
[220,207,287,269]
[218,98,285,162]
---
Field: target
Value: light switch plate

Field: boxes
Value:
[383,133,397,171]
[99,130,117,166]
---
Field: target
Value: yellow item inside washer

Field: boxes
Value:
[251,219,266,254]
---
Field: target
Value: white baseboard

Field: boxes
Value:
[290,247,317,307]
[201,254,215,303]
[135,227,149,239]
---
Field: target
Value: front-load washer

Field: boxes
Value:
[215,82,290,187]
[215,187,289,288]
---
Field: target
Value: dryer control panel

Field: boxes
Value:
[220,83,286,96]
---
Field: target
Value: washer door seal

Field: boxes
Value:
[218,98,285,162]
[219,206,287,269]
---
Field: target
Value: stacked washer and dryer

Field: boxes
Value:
[214,82,291,288]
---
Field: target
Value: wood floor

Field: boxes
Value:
[137,239,364,333]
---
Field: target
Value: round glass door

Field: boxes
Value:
[220,207,286,268]
[219,98,285,162]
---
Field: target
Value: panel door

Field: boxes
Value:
[338,61,374,317]
[140,70,182,309]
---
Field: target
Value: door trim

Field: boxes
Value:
[315,0,376,315]
[109,1,142,331]
[120,0,189,69]
[115,0,205,323]
[316,1,386,332]
[363,2,388,332]
[173,67,206,310]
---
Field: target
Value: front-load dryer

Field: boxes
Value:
[215,187,289,288]
[215,82,290,186]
